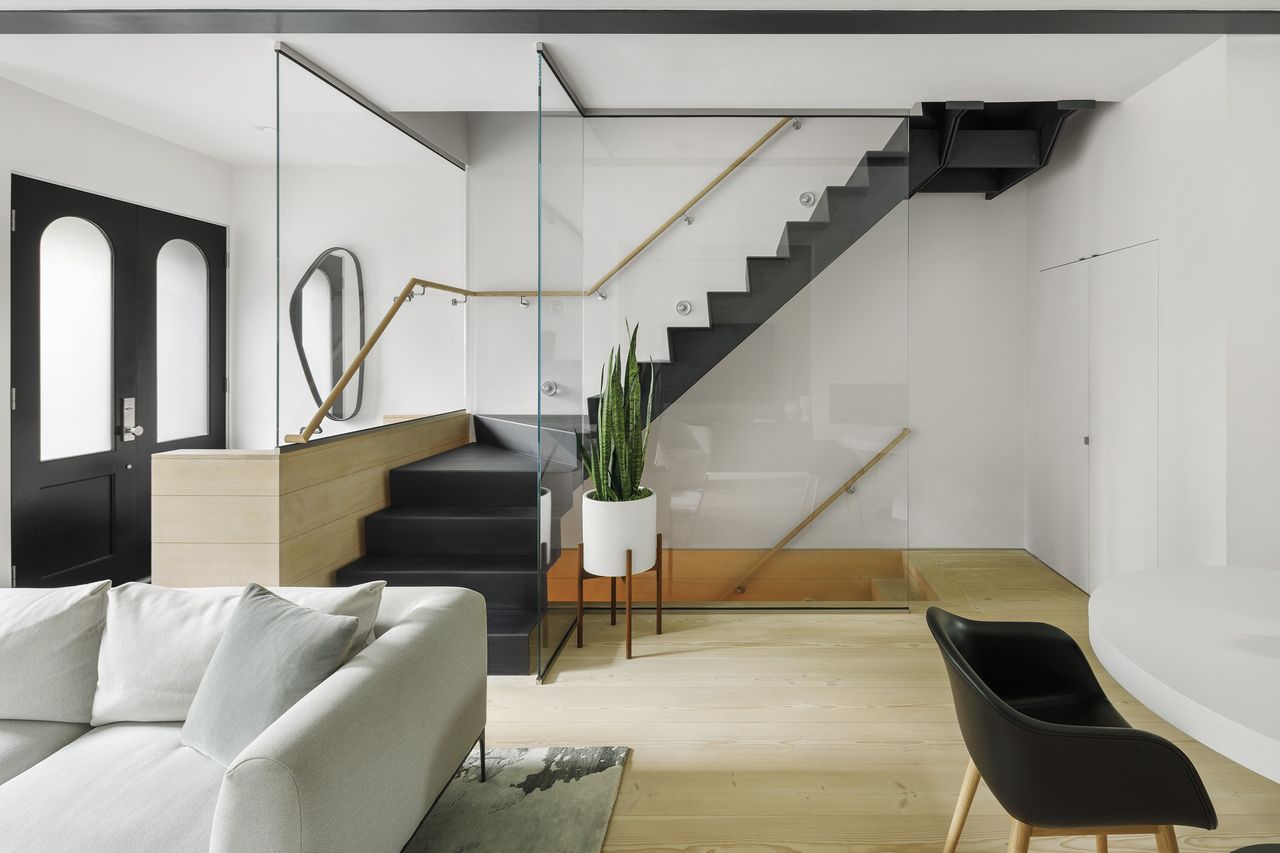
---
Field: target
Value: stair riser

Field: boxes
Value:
[340,565,540,610]
[365,515,537,556]
[489,631,536,676]
[390,469,534,507]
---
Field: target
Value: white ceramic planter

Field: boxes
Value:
[582,489,657,577]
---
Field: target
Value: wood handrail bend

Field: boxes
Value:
[286,117,797,443]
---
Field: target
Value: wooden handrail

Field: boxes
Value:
[411,116,795,302]
[285,277,450,444]
[284,119,796,443]
[725,427,912,597]
[584,115,793,296]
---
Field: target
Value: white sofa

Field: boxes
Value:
[0,585,487,853]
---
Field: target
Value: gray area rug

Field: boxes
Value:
[405,746,630,853]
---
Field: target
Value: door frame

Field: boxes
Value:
[9,174,228,586]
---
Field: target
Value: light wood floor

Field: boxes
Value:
[487,550,1280,853]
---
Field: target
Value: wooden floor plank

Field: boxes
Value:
[488,549,1280,853]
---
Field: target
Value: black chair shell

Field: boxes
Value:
[927,607,1217,831]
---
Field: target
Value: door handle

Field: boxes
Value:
[121,397,143,442]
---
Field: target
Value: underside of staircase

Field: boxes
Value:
[337,100,1091,676]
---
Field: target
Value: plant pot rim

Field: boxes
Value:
[584,487,654,503]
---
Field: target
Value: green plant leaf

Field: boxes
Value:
[585,323,655,502]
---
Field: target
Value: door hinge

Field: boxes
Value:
[224,377,229,394]
[9,566,15,587]
[9,210,14,232]
[225,250,230,269]
[9,388,15,412]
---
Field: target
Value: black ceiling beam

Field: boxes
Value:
[3,9,1280,36]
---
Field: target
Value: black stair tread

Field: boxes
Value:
[395,444,544,474]
[341,554,543,574]
[371,504,537,520]
[487,609,539,636]
[476,413,583,432]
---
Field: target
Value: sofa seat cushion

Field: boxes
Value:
[0,719,90,784]
[0,722,223,853]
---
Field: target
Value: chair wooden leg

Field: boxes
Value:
[1154,826,1178,853]
[610,577,617,625]
[625,549,633,660]
[1007,820,1033,853]
[576,543,585,649]
[1095,835,1108,853]
[944,759,981,853]
[655,532,663,636]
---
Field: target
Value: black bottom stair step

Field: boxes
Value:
[487,609,540,677]
[338,553,555,611]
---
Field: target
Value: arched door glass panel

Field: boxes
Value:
[155,238,210,443]
[39,216,113,461]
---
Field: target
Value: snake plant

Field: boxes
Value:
[578,324,655,502]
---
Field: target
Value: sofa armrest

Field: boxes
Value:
[209,588,487,853]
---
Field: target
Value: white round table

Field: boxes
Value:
[1090,567,1280,783]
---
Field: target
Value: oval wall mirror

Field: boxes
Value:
[289,247,366,421]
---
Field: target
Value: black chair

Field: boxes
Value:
[927,607,1216,853]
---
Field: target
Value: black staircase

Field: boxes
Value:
[338,101,1091,676]
[337,415,579,675]
[590,100,1092,424]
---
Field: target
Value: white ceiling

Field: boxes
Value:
[0,31,1219,166]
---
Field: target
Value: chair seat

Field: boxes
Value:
[1009,694,1131,729]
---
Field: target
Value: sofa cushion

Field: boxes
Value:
[182,584,359,765]
[92,582,385,725]
[0,719,91,784]
[0,580,110,723]
[0,722,223,853]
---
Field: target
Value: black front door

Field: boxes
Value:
[10,176,226,587]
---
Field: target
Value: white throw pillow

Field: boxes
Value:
[91,581,385,725]
[181,584,359,766]
[0,581,111,723]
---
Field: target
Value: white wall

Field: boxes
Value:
[1223,37,1280,569]
[0,75,234,586]
[1025,36,1280,576]
[1026,35,1280,575]
[907,191,1028,548]
[230,163,467,448]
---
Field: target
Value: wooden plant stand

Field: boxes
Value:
[576,533,663,659]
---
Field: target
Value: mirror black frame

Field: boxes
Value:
[289,246,366,421]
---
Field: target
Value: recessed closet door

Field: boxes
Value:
[1027,261,1090,591]
[1088,242,1158,589]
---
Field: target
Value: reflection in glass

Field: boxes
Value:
[40,216,113,461]
[156,239,209,442]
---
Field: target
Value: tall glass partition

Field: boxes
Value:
[535,52,585,677]
[541,113,915,616]
[275,51,466,447]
